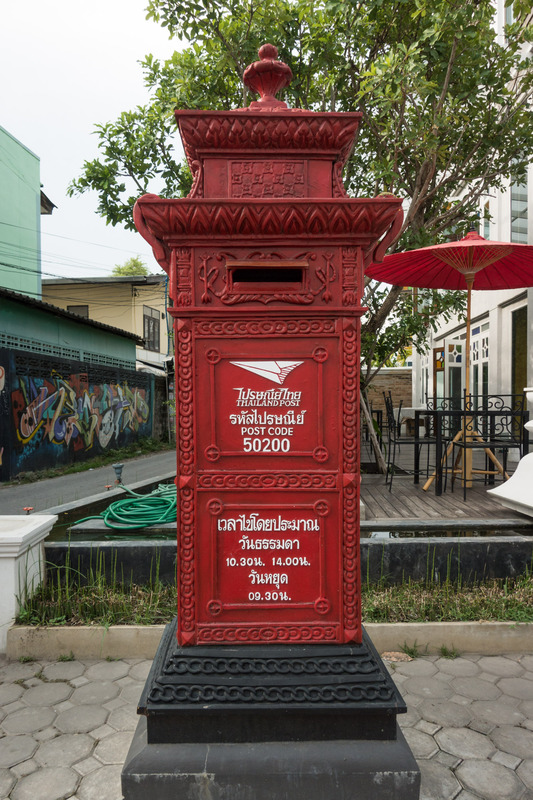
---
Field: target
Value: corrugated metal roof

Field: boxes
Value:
[0,286,142,342]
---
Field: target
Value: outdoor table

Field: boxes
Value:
[397,406,428,436]
[418,402,528,497]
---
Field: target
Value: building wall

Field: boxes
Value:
[0,294,137,368]
[0,127,41,298]
[0,348,155,481]
[42,278,171,365]
[365,367,413,412]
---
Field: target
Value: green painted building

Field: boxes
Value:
[0,126,45,298]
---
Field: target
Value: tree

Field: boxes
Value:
[112,256,150,276]
[69,0,533,386]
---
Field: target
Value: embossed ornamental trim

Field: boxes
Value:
[174,316,360,644]
[176,111,363,170]
[133,196,403,265]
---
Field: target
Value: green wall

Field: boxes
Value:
[0,127,41,298]
[0,295,137,365]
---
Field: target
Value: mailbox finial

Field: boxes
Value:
[243,44,293,110]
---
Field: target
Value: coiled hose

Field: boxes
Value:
[74,483,177,531]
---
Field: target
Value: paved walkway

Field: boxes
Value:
[0,452,176,515]
[0,651,532,800]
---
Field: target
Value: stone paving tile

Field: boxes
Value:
[0,768,15,798]
[0,662,42,683]
[470,698,525,727]
[128,662,152,682]
[70,676,90,688]
[456,758,525,800]
[402,728,438,759]
[107,705,139,732]
[518,655,533,671]
[498,677,533,700]
[33,726,58,742]
[10,758,38,778]
[73,756,103,777]
[2,707,55,735]
[433,657,480,677]
[0,685,24,706]
[418,758,461,800]
[93,731,134,765]
[11,765,79,800]
[70,681,119,706]
[415,720,440,736]
[469,718,496,735]
[118,683,143,705]
[452,676,502,701]
[490,724,533,760]
[1,702,25,717]
[35,734,94,767]
[88,723,116,741]
[492,749,522,770]
[418,699,472,728]
[22,683,72,707]
[393,660,438,677]
[77,763,123,800]
[41,662,86,682]
[435,726,496,759]
[478,656,524,677]
[477,670,501,684]
[55,706,108,735]
[435,751,461,769]
[2,653,533,799]
[403,676,454,699]
[85,662,130,682]
[517,759,533,790]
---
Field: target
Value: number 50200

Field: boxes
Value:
[243,437,290,453]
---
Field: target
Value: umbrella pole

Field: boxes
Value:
[463,275,474,488]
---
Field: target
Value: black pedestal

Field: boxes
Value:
[122,619,420,799]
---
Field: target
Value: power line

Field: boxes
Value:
[0,218,149,255]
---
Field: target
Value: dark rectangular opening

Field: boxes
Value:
[232,267,303,284]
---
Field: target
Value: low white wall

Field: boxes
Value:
[0,515,57,652]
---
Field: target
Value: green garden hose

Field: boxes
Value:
[74,483,177,531]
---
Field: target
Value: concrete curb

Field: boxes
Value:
[5,621,533,660]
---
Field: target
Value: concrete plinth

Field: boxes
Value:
[122,619,420,799]
[123,717,419,800]
[0,515,57,652]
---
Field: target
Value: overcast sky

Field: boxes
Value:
[1,1,183,279]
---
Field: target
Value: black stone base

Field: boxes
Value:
[122,619,420,799]
[123,717,420,799]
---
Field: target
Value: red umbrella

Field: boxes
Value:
[365,231,533,489]
[365,231,533,394]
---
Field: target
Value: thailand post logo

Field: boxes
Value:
[230,360,303,385]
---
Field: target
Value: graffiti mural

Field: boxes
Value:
[12,374,150,451]
[0,350,153,480]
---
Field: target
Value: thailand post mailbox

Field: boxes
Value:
[134,44,402,646]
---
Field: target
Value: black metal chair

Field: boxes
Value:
[451,392,529,500]
[382,392,435,491]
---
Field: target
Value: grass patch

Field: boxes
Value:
[361,573,533,623]
[15,558,533,627]
[8,437,173,485]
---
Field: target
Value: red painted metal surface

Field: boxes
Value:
[134,45,403,645]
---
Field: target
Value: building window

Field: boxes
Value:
[143,306,160,352]
[511,170,528,243]
[483,201,490,240]
[67,305,89,318]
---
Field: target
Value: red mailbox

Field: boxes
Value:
[134,44,402,646]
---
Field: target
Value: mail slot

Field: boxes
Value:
[133,46,403,646]
[228,261,307,291]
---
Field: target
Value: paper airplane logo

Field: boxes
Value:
[230,360,304,385]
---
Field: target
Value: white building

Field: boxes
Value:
[411,2,533,409]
